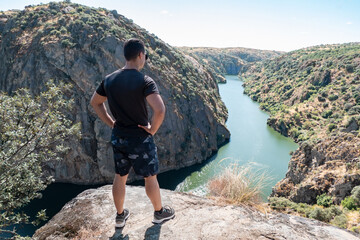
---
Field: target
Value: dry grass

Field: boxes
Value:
[207,163,271,210]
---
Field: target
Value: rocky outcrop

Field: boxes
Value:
[272,133,360,204]
[0,2,230,184]
[33,185,359,240]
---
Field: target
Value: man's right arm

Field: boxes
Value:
[90,92,115,128]
[138,93,165,135]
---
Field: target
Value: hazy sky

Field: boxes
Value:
[1,0,359,51]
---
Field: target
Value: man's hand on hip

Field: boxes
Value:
[138,122,155,135]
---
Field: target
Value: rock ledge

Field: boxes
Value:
[33,185,359,240]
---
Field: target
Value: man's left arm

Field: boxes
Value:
[90,92,115,128]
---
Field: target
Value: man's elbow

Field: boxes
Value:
[90,97,96,108]
[155,105,166,116]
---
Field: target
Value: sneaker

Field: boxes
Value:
[115,209,130,228]
[152,205,175,224]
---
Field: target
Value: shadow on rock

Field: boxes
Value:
[144,224,161,240]
[109,227,129,240]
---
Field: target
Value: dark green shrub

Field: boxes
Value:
[328,123,336,132]
[328,94,339,101]
[321,110,333,118]
[321,91,328,98]
[341,196,357,210]
[318,96,326,102]
[61,39,74,48]
[316,193,333,207]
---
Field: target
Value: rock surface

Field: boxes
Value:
[272,133,360,204]
[0,2,230,184]
[33,185,359,240]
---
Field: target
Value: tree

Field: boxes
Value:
[0,81,81,239]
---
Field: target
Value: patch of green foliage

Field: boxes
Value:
[316,193,333,207]
[0,81,81,239]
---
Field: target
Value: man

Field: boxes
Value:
[90,38,175,228]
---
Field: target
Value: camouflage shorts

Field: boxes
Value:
[111,131,159,177]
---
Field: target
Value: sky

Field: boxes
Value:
[0,0,359,52]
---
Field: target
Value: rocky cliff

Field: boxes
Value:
[179,47,283,83]
[241,43,360,204]
[0,2,230,184]
[32,185,359,240]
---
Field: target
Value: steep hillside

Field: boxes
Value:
[241,43,360,204]
[0,2,230,184]
[179,47,283,83]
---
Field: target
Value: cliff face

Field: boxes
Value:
[0,2,230,184]
[33,185,359,240]
[179,47,284,83]
[241,43,360,204]
[272,132,360,204]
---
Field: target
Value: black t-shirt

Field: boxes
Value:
[96,69,159,136]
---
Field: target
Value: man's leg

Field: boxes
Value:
[112,173,128,214]
[144,175,162,211]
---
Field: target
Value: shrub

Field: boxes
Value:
[321,110,333,118]
[348,106,360,115]
[328,94,339,101]
[351,186,360,203]
[328,123,336,132]
[318,96,326,102]
[330,214,347,228]
[341,196,357,210]
[208,164,270,206]
[309,207,328,222]
[61,39,74,48]
[316,193,333,207]
[269,197,297,210]
[345,103,353,111]
[327,205,343,217]
[0,81,81,238]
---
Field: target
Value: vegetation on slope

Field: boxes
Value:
[179,47,283,83]
[241,42,360,232]
[242,42,360,143]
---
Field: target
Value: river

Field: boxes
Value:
[8,75,298,238]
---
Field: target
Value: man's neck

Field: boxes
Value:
[122,62,141,71]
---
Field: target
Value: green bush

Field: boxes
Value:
[328,94,339,101]
[351,186,360,203]
[268,197,297,210]
[328,123,336,132]
[321,110,333,118]
[330,214,347,228]
[344,103,353,111]
[318,96,326,102]
[316,193,333,207]
[341,196,357,210]
[61,39,74,48]
[309,207,328,222]
[327,205,343,217]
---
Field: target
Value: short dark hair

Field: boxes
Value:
[123,38,145,61]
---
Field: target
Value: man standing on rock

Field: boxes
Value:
[90,38,175,228]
